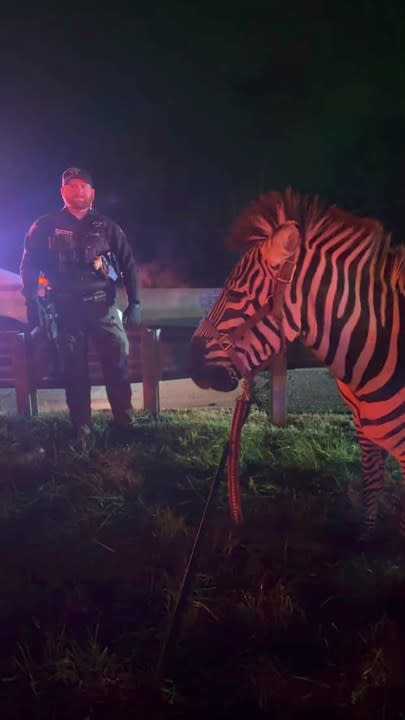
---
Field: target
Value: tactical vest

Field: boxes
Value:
[46,214,118,299]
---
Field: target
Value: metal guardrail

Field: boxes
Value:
[0,326,197,418]
[0,327,322,424]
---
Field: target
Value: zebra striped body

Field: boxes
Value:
[190,190,405,535]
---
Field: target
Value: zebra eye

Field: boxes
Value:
[227,288,242,301]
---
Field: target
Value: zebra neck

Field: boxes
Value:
[295,246,403,391]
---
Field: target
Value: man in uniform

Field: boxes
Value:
[20,167,141,448]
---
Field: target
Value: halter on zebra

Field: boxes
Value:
[190,189,405,537]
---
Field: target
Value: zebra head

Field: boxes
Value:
[190,221,300,391]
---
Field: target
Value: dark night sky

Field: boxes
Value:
[1,1,405,286]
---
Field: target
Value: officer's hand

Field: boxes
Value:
[123,302,141,327]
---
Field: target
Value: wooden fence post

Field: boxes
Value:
[270,348,288,426]
[11,332,37,417]
[141,327,161,416]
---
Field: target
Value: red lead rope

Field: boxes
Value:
[227,379,251,525]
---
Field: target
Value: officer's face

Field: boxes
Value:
[61,179,95,212]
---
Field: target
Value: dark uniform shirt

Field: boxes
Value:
[20,207,139,304]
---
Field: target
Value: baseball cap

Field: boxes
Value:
[61,167,94,186]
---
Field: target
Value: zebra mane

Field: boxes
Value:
[227,187,388,252]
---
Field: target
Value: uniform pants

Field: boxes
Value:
[56,300,133,428]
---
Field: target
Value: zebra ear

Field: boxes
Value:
[261,222,300,266]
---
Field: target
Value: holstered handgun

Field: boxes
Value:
[38,295,58,341]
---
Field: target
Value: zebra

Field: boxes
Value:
[190,188,405,537]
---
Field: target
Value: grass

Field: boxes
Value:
[0,408,403,719]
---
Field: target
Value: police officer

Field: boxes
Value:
[20,167,141,447]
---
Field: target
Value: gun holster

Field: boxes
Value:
[38,296,59,341]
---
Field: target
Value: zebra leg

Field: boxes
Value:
[336,381,385,533]
[356,430,386,536]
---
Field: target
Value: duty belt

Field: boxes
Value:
[51,289,109,304]
[82,290,108,303]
